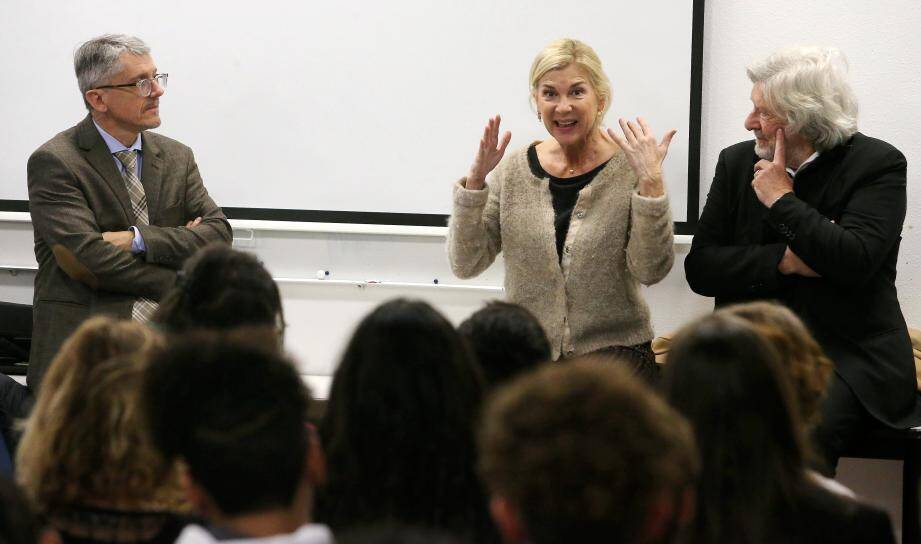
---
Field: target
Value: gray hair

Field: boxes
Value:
[747,45,858,151]
[74,34,150,110]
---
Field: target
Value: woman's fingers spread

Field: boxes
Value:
[618,118,637,144]
[637,117,652,136]
[659,129,677,151]
[606,127,626,147]
[627,119,643,141]
[498,131,512,153]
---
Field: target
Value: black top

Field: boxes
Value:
[527,144,609,261]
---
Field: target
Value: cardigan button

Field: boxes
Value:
[576,211,585,219]
[564,245,571,254]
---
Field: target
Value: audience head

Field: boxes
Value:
[142,331,318,523]
[152,244,284,342]
[457,301,550,389]
[318,298,493,540]
[723,301,833,429]
[16,317,179,512]
[663,312,807,542]
[746,45,858,152]
[479,359,698,544]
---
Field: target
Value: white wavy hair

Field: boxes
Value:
[747,46,858,151]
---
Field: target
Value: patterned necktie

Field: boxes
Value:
[113,149,158,322]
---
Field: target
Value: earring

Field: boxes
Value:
[537,112,542,121]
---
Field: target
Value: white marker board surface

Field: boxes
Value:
[0,0,702,231]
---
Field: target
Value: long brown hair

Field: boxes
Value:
[723,301,833,429]
[16,317,183,512]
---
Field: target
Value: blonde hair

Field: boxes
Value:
[529,38,612,131]
[16,317,185,512]
[722,302,833,429]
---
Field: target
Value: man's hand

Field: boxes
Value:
[102,230,134,252]
[752,128,794,207]
[778,246,820,277]
[186,217,202,228]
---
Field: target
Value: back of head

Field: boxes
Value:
[746,45,858,151]
[663,313,806,542]
[722,301,833,429]
[457,301,550,389]
[319,298,489,535]
[143,332,311,517]
[152,244,284,338]
[479,359,698,544]
[17,318,171,511]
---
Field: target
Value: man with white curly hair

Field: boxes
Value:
[685,45,921,473]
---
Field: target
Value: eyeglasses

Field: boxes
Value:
[95,73,168,97]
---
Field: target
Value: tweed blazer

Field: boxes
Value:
[26,115,232,388]
[448,145,674,360]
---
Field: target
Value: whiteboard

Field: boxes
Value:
[0,0,702,231]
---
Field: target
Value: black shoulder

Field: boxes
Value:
[845,132,905,165]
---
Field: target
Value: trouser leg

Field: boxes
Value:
[812,372,877,476]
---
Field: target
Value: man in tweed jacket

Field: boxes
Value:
[25,34,231,390]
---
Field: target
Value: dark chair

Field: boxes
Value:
[0,302,31,375]
[842,427,921,544]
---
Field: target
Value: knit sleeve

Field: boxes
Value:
[625,191,674,285]
[446,171,503,279]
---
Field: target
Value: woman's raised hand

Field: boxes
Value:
[467,114,512,190]
[606,117,676,197]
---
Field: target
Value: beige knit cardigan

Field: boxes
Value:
[447,145,674,360]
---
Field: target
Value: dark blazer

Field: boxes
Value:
[686,133,920,427]
[26,115,232,388]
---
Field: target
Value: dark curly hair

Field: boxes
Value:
[316,298,498,543]
[152,244,284,339]
[142,331,311,516]
[479,359,698,544]
[457,301,550,389]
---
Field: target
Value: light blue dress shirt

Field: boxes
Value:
[93,120,147,254]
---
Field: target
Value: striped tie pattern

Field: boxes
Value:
[113,150,158,322]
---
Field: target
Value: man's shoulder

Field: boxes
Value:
[843,132,904,163]
[143,129,194,157]
[30,119,84,160]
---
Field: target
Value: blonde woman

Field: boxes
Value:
[16,317,188,544]
[448,38,676,381]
